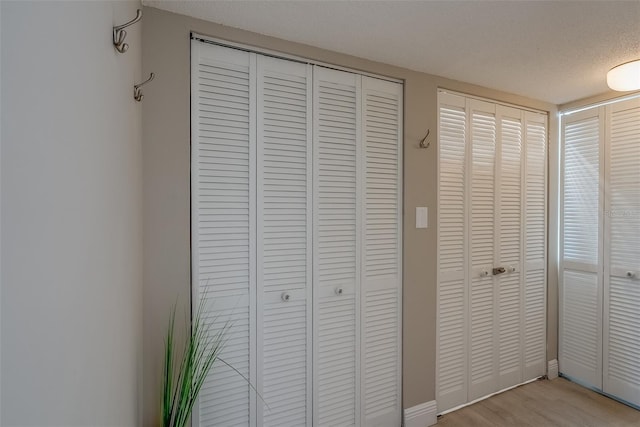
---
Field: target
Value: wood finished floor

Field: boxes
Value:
[437,378,640,427]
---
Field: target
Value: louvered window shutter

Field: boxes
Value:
[437,92,468,411]
[256,55,313,426]
[523,112,547,379]
[191,41,256,426]
[313,66,361,427]
[361,76,402,426]
[603,98,640,406]
[560,108,604,389]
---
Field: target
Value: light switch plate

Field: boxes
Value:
[416,207,428,228]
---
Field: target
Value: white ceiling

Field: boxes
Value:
[144,0,640,105]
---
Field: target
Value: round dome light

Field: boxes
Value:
[607,59,640,92]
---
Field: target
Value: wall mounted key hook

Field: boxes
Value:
[134,73,155,102]
[113,9,142,53]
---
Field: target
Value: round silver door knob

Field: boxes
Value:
[335,287,343,295]
[281,292,291,302]
[627,271,636,278]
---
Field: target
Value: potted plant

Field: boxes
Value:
[160,297,227,427]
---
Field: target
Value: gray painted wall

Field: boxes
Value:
[1,2,143,425]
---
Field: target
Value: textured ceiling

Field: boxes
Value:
[144,0,640,104]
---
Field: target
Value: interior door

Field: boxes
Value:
[603,98,640,406]
[559,107,604,389]
[313,66,362,427]
[191,40,257,426]
[468,99,498,401]
[495,106,524,390]
[361,76,403,426]
[256,55,313,426]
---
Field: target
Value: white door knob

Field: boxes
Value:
[335,287,343,296]
[281,292,291,302]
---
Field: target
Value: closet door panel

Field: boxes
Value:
[438,91,548,414]
[256,56,312,426]
[468,100,498,400]
[437,93,468,411]
[191,41,256,426]
[604,99,640,406]
[361,76,402,426]
[496,106,523,389]
[523,113,547,379]
[313,66,361,427]
[560,109,603,389]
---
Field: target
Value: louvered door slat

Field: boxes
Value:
[497,107,523,389]
[437,93,468,412]
[560,109,603,389]
[313,66,360,427]
[604,99,640,406]
[469,100,497,400]
[192,41,255,427]
[257,56,312,427]
[361,76,402,427]
[523,113,547,379]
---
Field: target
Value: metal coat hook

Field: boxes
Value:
[134,73,155,102]
[419,129,431,148]
[113,9,142,53]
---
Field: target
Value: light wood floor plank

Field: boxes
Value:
[437,378,640,427]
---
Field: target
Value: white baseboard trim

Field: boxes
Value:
[548,359,559,379]
[404,400,437,427]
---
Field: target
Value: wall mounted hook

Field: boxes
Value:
[419,129,430,148]
[134,73,155,102]
[113,9,142,53]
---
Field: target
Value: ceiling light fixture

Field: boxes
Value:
[607,59,640,91]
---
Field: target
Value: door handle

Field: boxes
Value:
[493,267,506,276]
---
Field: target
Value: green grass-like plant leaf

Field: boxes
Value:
[161,296,229,427]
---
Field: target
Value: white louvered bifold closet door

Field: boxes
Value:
[437,91,547,414]
[523,112,547,380]
[256,56,313,426]
[603,98,640,407]
[437,92,468,411]
[191,41,256,426]
[468,99,497,401]
[560,108,604,389]
[193,39,403,427]
[361,76,402,426]
[313,66,361,427]
[495,106,524,390]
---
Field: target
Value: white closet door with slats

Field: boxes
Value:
[256,56,312,426]
[496,106,523,389]
[523,112,547,380]
[361,76,402,427]
[437,92,469,411]
[438,91,547,414]
[191,41,256,426]
[603,98,640,406]
[560,108,604,389]
[468,99,497,401]
[313,66,361,427]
